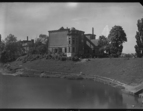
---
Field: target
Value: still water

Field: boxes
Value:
[0,74,142,108]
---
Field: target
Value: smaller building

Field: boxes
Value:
[84,28,99,57]
[20,36,34,54]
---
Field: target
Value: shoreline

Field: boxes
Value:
[1,68,143,109]
[0,66,139,97]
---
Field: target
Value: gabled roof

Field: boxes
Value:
[49,27,69,32]
[85,34,96,36]
[49,27,85,33]
[91,39,99,46]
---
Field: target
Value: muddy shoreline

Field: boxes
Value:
[0,66,134,93]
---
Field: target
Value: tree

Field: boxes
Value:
[28,34,48,55]
[98,35,109,47]
[0,34,24,63]
[0,40,6,62]
[5,34,17,44]
[39,34,48,45]
[134,18,143,57]
[108,25,127,57]
[98,35,109,56]
[0,40,5,53]
[4,34,19,61]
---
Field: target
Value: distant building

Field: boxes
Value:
[48,27,99,57]
[20,36,34,54]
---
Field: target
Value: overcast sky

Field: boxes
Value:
[0,2,143,53]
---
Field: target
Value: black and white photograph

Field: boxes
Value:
[0,2,143,109]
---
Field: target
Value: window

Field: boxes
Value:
[69,38,71,44]
[73,38,75,44]
[73,47,75,53]
[69,47,70,53]
[65,47,67,53]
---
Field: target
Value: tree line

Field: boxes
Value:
[0,18,143,63]
[0,34,48,63]
[97,17,143,58]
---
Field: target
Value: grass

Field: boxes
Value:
[8,57,143,85]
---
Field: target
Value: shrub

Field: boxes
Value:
[61,56,66,61]
[67,57,72,60]
[72,56,79,61]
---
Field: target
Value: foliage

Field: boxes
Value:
[98,35,109,48]
[98,35,109,56]
[5,34,17,44]
[0,34,24,63]
[134,18,143,57]
[108,25,127,57]
[39,34,48,45]
[0,40,5,53]
[28,34,48,55]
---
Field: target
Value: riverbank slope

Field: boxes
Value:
[3,57,143,86]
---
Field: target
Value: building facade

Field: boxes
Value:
[48,27,99,57]
[84,28,99,57]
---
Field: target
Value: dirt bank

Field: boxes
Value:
[6,57,143,85]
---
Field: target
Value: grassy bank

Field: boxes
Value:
[5,57,143,86]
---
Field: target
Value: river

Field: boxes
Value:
[0,73,142,108]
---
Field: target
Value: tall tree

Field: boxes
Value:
[134,18,143,57]
[108,25,127,57]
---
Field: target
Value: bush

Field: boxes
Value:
[61,56,67,61]
[72,56,79,61]
[67,57,72,60]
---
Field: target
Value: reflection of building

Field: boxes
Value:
[48,27,99,57]
[20,36,34,54]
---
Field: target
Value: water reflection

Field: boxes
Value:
[65,80,126,108]
[0,74,127,108]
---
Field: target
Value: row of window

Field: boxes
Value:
[51,47,75,53]
[69,38,84,45]
[64,47,75,53]
[69,38,75,45]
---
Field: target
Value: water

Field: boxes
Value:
[0,74,142,108]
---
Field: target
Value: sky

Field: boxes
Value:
[0,2,143,53]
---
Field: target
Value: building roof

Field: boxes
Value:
[48,27,69,33]
[91,39,99,46]
[85,34,96,36]
[49,27,84,33]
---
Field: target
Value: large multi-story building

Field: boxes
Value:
[48,27,99,57]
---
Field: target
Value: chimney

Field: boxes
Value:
[0,34,1,43]
[31,39,34,44]
[27,36,28,41]
[92,27,94,35]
